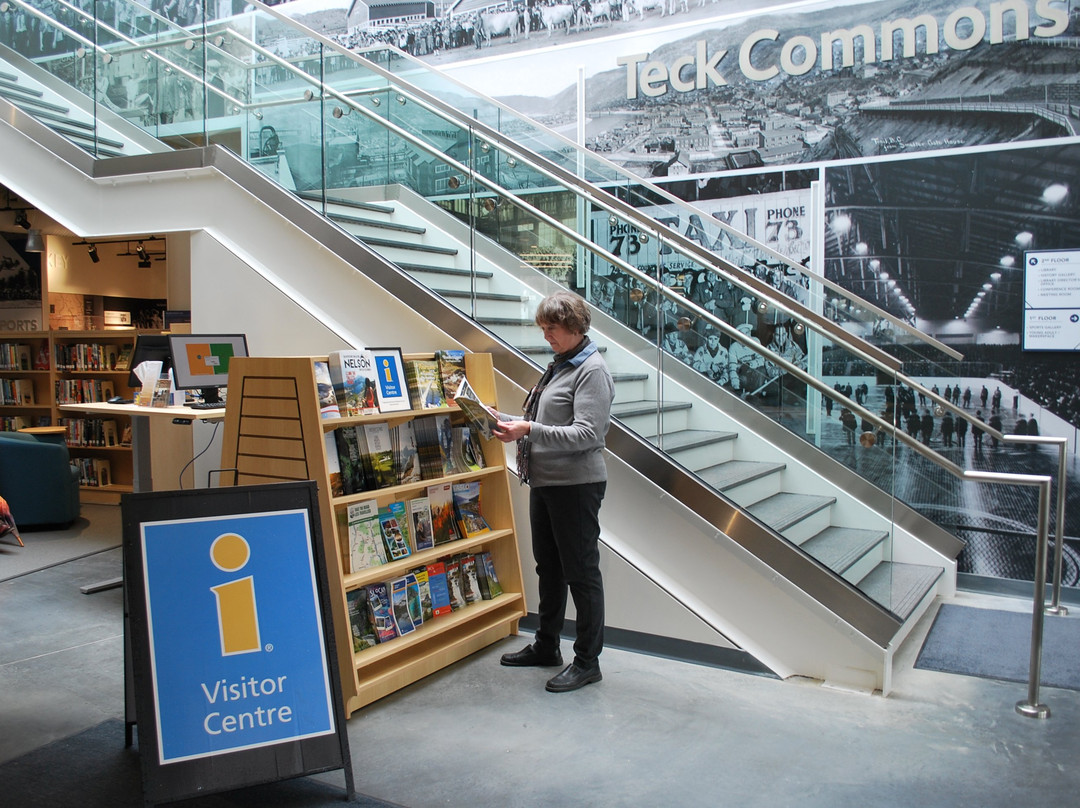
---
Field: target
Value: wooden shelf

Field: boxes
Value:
[0,329,144,494]
[220,352,525,717]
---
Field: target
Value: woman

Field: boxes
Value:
[493,291,615,693]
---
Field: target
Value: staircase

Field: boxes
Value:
[0,65,129,158]
[302,187,945,624]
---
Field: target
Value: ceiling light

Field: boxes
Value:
[1042,183,1068,205]
[999,255,1015,267]
[854,242,868,255]
[1015,231,1033,247]
[25,229,44,252]
[87,243,99,263]
[990,272,1002,281]
[14,210,30,229]
[830,213,851,234]
[135,241,149,261]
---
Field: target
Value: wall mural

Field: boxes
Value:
[314,0,1080,585]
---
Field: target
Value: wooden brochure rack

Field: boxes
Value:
[219,352,525,715]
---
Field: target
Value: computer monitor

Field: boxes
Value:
[127,334,172,389]
[167,333,249,406]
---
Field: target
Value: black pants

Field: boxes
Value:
[530,481,606,668]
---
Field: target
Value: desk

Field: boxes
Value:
[59,402,227,494]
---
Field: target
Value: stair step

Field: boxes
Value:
[651,429,737,453]
[48,123,125,150]
[18,107,97,135]
[360,235,458,255]
[4,91,70,115]
[0,79,44,100]
[329,212,427,235]
[698,459,785,492]
[611,399,692,418]
[435,289,523,303]
[857,562,943,621]
[747,492,835,533]
[300,192,395,214]
[801,526,889,574]
[402,263,492,279]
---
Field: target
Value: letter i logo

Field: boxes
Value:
[209,533,262,656]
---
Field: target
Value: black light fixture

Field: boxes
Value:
[87,243,100,263]
[135,241,151,268]
[25,229,44,253]
[14,210,30,229]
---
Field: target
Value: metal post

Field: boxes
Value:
[1016,477,1052,719]
[1046,438,1069,616]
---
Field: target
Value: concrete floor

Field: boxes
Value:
[2,511,1079,807]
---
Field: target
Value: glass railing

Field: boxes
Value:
[5,0,1060,617]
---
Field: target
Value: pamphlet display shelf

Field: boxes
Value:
[1,329,144,504]
[219,352,526,716]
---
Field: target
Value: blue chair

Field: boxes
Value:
[0,432,81,529]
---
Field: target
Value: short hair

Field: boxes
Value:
[535,291,591,334]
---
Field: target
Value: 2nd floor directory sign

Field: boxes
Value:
[123,482,354,805]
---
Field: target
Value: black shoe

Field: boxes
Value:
[545,663,602,692]
[500,643,563,667]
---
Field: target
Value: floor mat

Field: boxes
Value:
[915,603,1080,691]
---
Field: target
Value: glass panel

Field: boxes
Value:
[17,0,1045,618]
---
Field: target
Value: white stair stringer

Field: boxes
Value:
[0,113,953,695]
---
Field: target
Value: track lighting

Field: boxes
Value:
[135,241,148,261]
[25,229,44,252]
[87,243,99,263]
[14,210,30,229]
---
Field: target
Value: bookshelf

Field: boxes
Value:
[0,329,142,504]
[219,352,526,715]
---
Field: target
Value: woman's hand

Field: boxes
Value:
[493,418,530,443]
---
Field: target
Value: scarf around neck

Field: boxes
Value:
[516,334,593,484]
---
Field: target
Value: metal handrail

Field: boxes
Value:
[232,0,963,362]
[7,1,1066,707]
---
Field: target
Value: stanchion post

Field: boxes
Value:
[1016,477,1052,719]
[1046,438,1068,617]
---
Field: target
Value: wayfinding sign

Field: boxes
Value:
[123,481,354,805]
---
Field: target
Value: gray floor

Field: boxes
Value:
[2,509,1080,807]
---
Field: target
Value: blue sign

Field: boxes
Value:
[139,509,336,764]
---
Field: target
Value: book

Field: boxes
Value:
[328,349,379,416]
[405,571,424,627]
[451,425,482,472]
[363,422,396,489]
[390,420,421,485]
[451,374,479,404]
[325,432,344,497]
[369,347,411,413]
[346,587,377,652]
[314,361,341,419]
[378,501,412,561]
[475,550,503,599]
[334,426,368,495]
[459,554,483,603]
[436,350,467,403]
[389,576,416,635]
[366,582,398,643]
[444,556,467,611]
[425,561,453,617]
[452,481,490,538]
[454,396,499,441]
[435,413,460,476]
[405,358,447,409]
[347,498,387,572]
[426,482,460,545]
[460,426,486,471]
[409,496,435,552]
[411,566,434,622]
[412,415,444,480]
